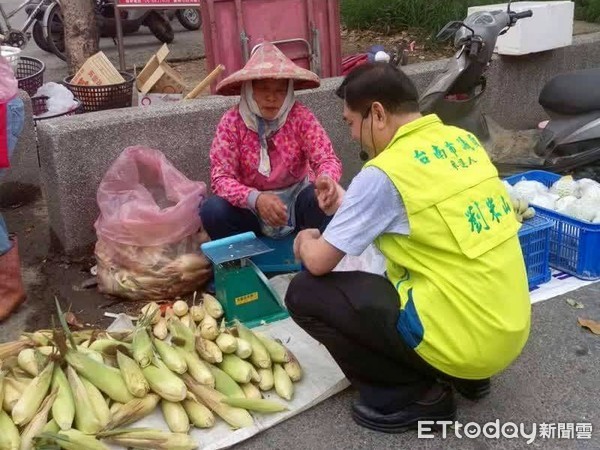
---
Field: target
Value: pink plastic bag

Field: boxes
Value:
[95,146,206,247]
[0,55,18,103]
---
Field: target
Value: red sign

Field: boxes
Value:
[117,0,200,5]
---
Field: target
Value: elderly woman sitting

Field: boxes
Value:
[200,42,342,240]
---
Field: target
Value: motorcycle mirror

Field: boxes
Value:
[507,0,512,13]
[436,21,464,41]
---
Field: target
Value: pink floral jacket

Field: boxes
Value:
[210,101,342,209]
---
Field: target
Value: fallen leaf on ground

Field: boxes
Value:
[578,318,600,335]
[65,311,84,329]
[566,298,585,309]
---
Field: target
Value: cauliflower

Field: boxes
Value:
[512,180,548,202]
[550,175,579,198]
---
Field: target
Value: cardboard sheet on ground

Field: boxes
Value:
[106,317,349,450]
[530,269,597,304]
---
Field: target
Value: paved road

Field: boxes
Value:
[3,0,204,83]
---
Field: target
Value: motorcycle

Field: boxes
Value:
[26,0,174,61]
[419,0,600,180]
[173,8,202,31]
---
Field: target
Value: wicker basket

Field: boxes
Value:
[63,72,135,113]
[15,57,45,98]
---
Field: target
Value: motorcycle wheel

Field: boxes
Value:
[176,9,201,31]
[145,11,174,44]
[44,3,67,61]
[32,21,52,53]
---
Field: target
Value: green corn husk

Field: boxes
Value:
[174,347,214,387]
[221,397,288,413]
[182,399,214,428]
[195,335,223,364]
[0,370,5,408]
[246,362,261,383]
[255,333,291,363]
[42,418,60,433]
[81,377,111,429]
[241,383,262,400]
[116,350,150,398]
[77,346,105,364]
[17,348,41,377]
[66,366,104,435]
[141,359,187,402]
[183,375,254,429]
[0,409,20,450]
[2,377,27,413]
[208,365,245,399]
[273,364,294,401]
[234,338,252,359]
[99,428,198,450]
[35,429,109,450]
[20,391,58,450]
[258,368,274,391]
[218,354,252,384]
[0,340,30,360]
[21,331,50,347]
[161,400,190,433]
[283,348,303,382]
[11,361,54,426]
[65,350,134,403]
[105,394,160,430]
[133,328,154,368]
[89,339,132,355]
[51,365,75,430]
[154,339,187,374]
[236,322,271,369]
[168,318,195,351]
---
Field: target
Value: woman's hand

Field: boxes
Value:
[316,175,344,216]
[256,193,288,227]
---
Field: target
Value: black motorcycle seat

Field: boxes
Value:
[539,68,600,115]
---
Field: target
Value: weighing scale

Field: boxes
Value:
[201,232,301,328]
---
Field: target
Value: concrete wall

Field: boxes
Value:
[34,31,600,254]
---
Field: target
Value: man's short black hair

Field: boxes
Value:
[336,63,420,115]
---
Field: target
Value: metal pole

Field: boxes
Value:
[113,1,126,71]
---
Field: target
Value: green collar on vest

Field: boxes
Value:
[385,114,442,151]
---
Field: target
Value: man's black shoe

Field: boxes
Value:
[351,385,456,434]
[452,378,491,401]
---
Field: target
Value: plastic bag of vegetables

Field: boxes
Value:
[94,146,211,300]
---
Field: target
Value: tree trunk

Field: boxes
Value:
[61,0,99,74]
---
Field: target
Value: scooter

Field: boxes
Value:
[419,0,600,179]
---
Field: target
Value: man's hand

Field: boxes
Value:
[256,193,288,227]
[315,175,343,216]
[294,228,321,260]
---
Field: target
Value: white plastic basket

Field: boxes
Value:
[0,46,21,71]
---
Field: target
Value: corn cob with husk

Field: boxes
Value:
[81,376,111,428]
[234,338,252,359]
[255,333,291,363]
[174,347,214,387]
[116,350,150,398]
[190,304,205,323]
[236,322,271,369]
[183,374,253,429]
[42,418,60,433]
[99,427,198,450]
[35,429,109,450]
[11,360,54,426]
[0,409,20,450]
[17,348,43,377]
[154,339,187,374]
[182,396,214,428]
[283,348,303,382]
[141,301,162,324]
[173,300,189,317]
[219,354,254,384]
[0,370,5,410]
[51,365,75,430]
[88,339,132,355]
[258,368,274,391]
[208,365,246,399]
[162,400,190,433]
[195,335,222,363]
[169,317,195,351]
[19,390,58,450]
[202,293,224,319]
[142,358,187,402]
[132,328,153,368]
[216,332,237,354]
[241,383,262,400]
[153,317,169,340]
[66,366,105,434]
[3,377,27,413]
[21,331,50,347]
[105,393,160,429]
[221,397,288,413]
[273,364,294,400]
[0,340,30,360]
[199,315,219,341]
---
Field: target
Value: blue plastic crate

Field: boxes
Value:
[518,215,552,289]
[505,170,600,280]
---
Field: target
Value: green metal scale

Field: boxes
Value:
[201,232,299,328]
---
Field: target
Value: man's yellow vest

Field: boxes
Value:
[366,115,531,379]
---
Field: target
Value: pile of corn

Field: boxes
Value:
[0,294,303,450]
